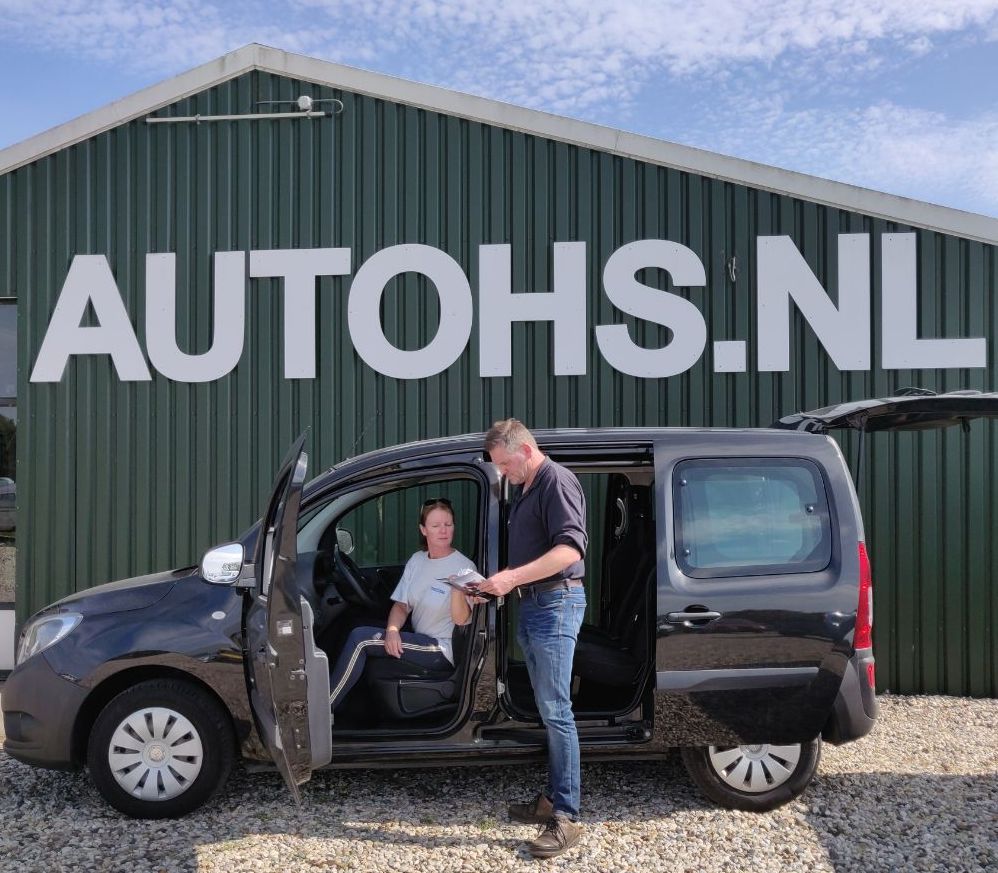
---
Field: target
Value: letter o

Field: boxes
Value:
[347,245,473,379]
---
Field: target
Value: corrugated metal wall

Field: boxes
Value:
[2,70,995,695]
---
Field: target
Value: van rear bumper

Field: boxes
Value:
[823,648,878,745]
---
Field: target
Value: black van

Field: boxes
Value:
[5,393,993,819]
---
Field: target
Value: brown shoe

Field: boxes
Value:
[526,816,582,859]
[508,792,553,824]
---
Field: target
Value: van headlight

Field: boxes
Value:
[16,613,83,664]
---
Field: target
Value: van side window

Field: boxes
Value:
[674,458,832,578]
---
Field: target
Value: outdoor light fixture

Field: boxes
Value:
[145,95,344,124]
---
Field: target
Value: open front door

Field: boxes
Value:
[245,434,331,802]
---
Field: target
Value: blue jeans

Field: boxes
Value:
[328,626,451,711]
[516,585,587,820]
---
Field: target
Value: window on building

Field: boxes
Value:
[0,298,15,605]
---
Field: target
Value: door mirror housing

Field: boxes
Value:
[201,542,245,585]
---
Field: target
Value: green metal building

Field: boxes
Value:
[0,45,995,694]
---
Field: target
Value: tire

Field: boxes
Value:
[87,678,235,819]
[680,737,821,812]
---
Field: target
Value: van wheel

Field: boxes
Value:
[680,738,821,812]
[87,678,235,819]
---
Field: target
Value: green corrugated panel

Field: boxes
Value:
[2,70,996,695]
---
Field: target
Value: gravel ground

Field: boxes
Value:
[0,695,995,873]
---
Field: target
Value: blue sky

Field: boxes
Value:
[1,0,996,217]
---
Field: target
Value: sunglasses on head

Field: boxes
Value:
[422,497,453,508]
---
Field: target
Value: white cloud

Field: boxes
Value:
[0,0,312,69]
[2,0,996,213]
[677,98,998,215]
[293,0,998,111]
[4,1,997,104]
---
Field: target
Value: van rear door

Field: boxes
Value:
[772,389,998,434]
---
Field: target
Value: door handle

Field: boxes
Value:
[666,611,722,626]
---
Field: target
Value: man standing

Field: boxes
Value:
[477,419,587,859]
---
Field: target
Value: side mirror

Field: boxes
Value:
[335,527,355,555]
[201,542,245,585]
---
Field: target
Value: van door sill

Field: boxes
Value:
[478,722,651,744]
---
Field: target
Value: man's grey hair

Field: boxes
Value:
[484,418,539,453]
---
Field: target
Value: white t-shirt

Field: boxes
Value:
[391,549,476,664]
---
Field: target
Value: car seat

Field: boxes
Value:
[362,621,473,719]
[573,483,654,686]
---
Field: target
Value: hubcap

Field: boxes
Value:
[107,706,204,801]
[707,743,802,793]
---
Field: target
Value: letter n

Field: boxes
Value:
[757,235,870,372]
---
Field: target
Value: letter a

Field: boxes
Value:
[30,255,151,382]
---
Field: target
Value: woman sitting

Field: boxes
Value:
[328,498,475,714]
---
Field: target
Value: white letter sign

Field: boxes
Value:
[478,242,587,377]
[595,240,707,378]
[146,252,246,383]
[881,233,986,369]
[250,248,352,379]
[30,232,988,386]
[348,245,473,379]
[757,234,871,372]
[30,255,151,382]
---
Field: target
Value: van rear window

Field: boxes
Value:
[674,458,832,578]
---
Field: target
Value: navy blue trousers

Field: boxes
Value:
[328,625,451,711]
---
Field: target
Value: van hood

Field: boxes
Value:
[772,390,998,434]
[49,566,198,616]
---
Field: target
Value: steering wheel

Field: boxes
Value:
[332,544,379,609]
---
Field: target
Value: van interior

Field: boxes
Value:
[293,458,656,737]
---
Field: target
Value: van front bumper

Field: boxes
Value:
[2,652,87,770]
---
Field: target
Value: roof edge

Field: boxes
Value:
[2,43,996,244]
[0,44,259,176]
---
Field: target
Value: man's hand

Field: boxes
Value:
[477,568,519,597]
[477,545,581,598]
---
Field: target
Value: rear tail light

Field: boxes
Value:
[855,542,873,650]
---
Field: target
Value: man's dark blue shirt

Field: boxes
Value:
[507,458,587,582]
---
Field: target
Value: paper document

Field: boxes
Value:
[436,568,495,599]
